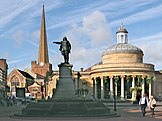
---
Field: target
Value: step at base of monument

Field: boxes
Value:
[21,100,119,117]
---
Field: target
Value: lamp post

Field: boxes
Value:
[114,76,119,111]
[41,82,44,99]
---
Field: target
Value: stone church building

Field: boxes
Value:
[7,5,55,100]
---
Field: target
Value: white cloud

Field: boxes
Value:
[131,33,162,70]
[81,11,112,47]
[2,51,9,60]
[32,31,40,42]
[0,1,38,29]
[110,4,162,27]
[62,11,112,70]
[12,30,27,47]
[8,58,27,65]
[141,41,162,70]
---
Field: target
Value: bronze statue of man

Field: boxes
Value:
[53,37,71,63]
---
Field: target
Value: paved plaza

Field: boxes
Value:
[0,102,162,121]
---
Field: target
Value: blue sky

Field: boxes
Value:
[1,0,162,73]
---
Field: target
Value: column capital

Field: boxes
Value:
[146,75,152,79]
[92,77,95,81]
[120,75,125,78]
[142,75,146,79]
[131,75,136,78]
[92,76,97,80]
[109,75,113,79]
[100,76,104,80]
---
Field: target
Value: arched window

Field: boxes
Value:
[11,76,20,93]
[11,76,20,87]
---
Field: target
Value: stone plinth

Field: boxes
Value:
[21,100,119,117]
[58,63,73,78]
[53,63,76,99]
[18,63,119,118]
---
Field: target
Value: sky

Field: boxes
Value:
[0,0,162,73]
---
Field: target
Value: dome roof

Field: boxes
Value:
[102,43,143,55]
[116,27,128,33]
[116,22,128,34]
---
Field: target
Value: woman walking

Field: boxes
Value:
[148,95,156,117]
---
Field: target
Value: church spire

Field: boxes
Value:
[38,5,49,66]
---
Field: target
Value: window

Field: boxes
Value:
[11,76,20,87]
[121,35,123,42]
[32,88,38,92]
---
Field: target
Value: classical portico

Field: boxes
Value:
[92,74,154,100]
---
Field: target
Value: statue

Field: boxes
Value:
[53,37,71,64]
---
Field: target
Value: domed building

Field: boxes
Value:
[76,23,159,100]
[52,23,162,101]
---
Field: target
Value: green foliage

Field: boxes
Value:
[135,86,142,92]
[126,75,131,82]
[130,86,142,92]
[130,87,135,92]
[114,76,119,84]
[44,70,53,83]
[146,77,150,84]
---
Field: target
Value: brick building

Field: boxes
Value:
[0,59,8,100]
[7,68,34,96]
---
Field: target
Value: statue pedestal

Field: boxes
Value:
[20,63,118,118]
[58,63,73,78]
[53,63,76,99]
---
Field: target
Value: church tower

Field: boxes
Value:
[31,5,52,77]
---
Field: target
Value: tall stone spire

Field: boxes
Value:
[31,5,52,77]
[38,5,49,66]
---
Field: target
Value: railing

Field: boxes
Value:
[75,88,89,99]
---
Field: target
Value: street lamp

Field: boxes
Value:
[114,76,119,111]
[41,82,44,99]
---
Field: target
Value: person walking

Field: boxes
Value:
[136,91,141,107]
[148,95,156,117]
[139,92,149,116]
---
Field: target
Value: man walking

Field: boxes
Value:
[139,92,149,116]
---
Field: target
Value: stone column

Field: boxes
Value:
[149,76,152,98]
[131,76,136,100]
[101,77,104,100]
[142,76,145,95]
[152,76,156,97]
[92,78,95,98]
[95,78,98,99]
[121,76,125,99]
[110,76,113,99]
[115,79,117,96]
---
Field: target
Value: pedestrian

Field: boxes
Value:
[139,92,149,116]
[148,95,156,117]
[136,91,141,107]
